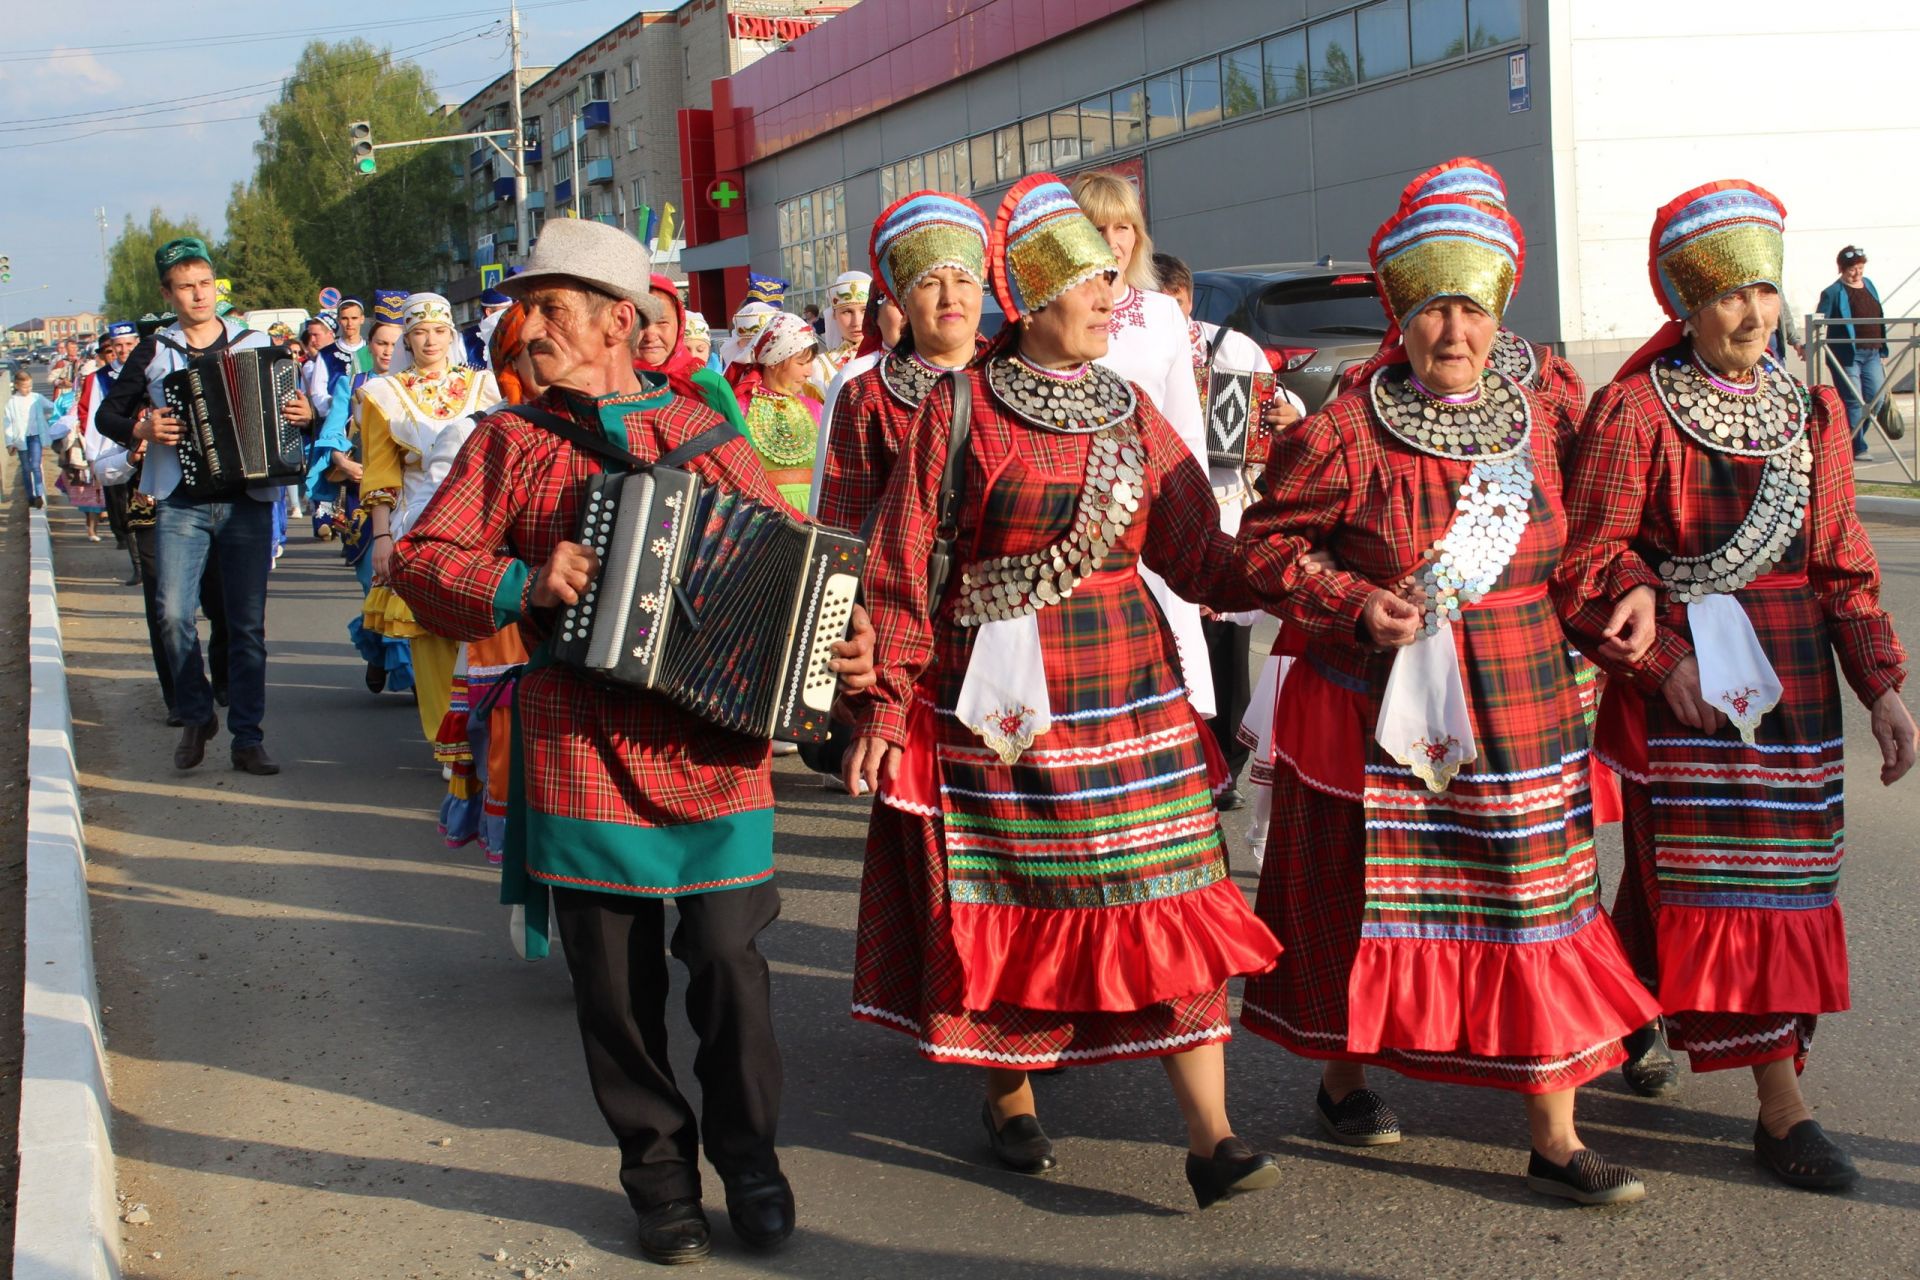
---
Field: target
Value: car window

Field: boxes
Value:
[1250,278,1386,345]
[1189,284,1218,324]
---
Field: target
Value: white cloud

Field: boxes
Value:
[34,47,124,95]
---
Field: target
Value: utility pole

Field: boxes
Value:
[509,1,529,261]
[96,208,109,284]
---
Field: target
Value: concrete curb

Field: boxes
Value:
[1858,493,1920,523]
[12,509,120,1280]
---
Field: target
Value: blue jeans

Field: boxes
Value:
[1835,349,1886,448]
[19,436,44,500]
[156,494,275,748]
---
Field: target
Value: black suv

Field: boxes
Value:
[1190,263,1387,410]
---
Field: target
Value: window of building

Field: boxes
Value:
[1046,107,1082,164]
[1358,1,1410,82]
[1263,31,1308,105]
[1309,12,1358,93]
[1182,58,1223,131]
[969,134,994,194]
[1410,0,1467,65]
[1222,44,1262,119]
[1115,85,1147,147]
[1144,73,1181,140]
[626,58,640,93]
[626,124,639,152]
[935,145,956,192]
[779,183,850,313]
[951,141,970,194]
[906,153,926,191]
[1022,117,1050,172]
[994,125,1021,183]
[586,70,609,101]
[1468,0,1525,48]
[632,178,647,213]
[1079,95,1114,157]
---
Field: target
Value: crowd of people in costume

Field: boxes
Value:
[25,154,1917,1265]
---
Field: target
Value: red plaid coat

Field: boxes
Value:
[852,369,1256,748]
[390,386,795,830]
[815,364,913,533]
[1550,363,1904,703]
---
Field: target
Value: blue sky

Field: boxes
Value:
[0,1,670,324]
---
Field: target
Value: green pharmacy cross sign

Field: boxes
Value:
[707,178,742,211]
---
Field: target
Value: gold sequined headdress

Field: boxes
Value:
[1369,195,1525,328]
[990,173,1117,321]
[869,190,990,304]
[1617,179,1787,378]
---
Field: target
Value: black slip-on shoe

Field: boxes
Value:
[1754,1119,1860,1191]
[1315,1083,1403,1146]
[1526,1147,1647,1206]
[1185,1136,1279,1209]
[982,1100,1058,1175]
[636,1198,710,1266]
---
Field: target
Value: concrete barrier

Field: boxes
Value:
[12,509,119,1280]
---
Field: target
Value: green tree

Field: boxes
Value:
[221,182,319,310]
[253,39,467,301]
[103,207,215,320]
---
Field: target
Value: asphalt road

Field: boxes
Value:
[48,500,1920,1280]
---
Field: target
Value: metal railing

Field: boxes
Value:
[1804,311,1920,482]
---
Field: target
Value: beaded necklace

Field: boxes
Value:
[742,385,817,468]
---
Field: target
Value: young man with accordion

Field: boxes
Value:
[96,236,314,776]
[388,218,875,1267]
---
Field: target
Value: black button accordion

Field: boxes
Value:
[552,466,866,743]
[161,345,306,499]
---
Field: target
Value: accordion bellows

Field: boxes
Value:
[162,345,306,498]
[553,466,865,743]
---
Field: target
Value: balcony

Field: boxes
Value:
[584,156,614,185]
[492,176,516,202]
[523,137,543,166]
[580,100,611,130]
[524,190,545,211]
[469,147,487,172]
[496,223,519,246]
[554,178,573,208]
[592,213,619,227]
[551,127,572,155]
[471,186,494,214]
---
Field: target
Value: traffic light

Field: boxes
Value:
[349,121,375,175]
[0,256,10,283]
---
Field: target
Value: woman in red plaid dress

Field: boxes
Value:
[1552,180,1915,1191]
[843,175,1283,1209]
[1237,183,1660,1206]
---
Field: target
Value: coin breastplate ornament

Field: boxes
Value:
[880,349,944,408]
[986,354,1136,434]
[1369,366,1532,461]
[1651,353,1813,603]
[1370,366,1536,635]
[955,423,1145,627]
[1487,328,1540,389]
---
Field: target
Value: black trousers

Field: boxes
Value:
[103,482,131,553]
[1202,614,1253,777]
[552,882,784,1213]
[132,524,230,713]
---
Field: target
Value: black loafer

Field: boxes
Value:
[1315,1084,1403,1146]
[1215,786,1246,812]
[231,744,281,776]
[1754,1119,1859,1191]
[213,685,229,708]
[1185,1136,1279,1209]
[1620,1022,1680,1098]
[1526,1147,1646,1206]
[982,1100,1058,1175]
[636,1198,710,1266]
[173,717,218,770]
[724,1170,795,1250]
[365,659,387,694]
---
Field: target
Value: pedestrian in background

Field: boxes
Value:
[4,368,63,509]
[1816,245,1888,458]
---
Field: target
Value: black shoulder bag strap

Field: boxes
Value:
[922,370,972,615]
[508,401,735,471]
[1206,322,1233,365]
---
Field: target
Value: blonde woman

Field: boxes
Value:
[1069,170,1216,721]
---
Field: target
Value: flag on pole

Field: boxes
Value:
[638,203,658,246]
[655,203,677,256]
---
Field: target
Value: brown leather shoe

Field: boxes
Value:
[231,744,281,776]
[173,717,218,770]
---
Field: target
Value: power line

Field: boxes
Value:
[1,26,502,131]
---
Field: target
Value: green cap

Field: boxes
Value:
[215,299,235,317]
[154,236,213,279]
